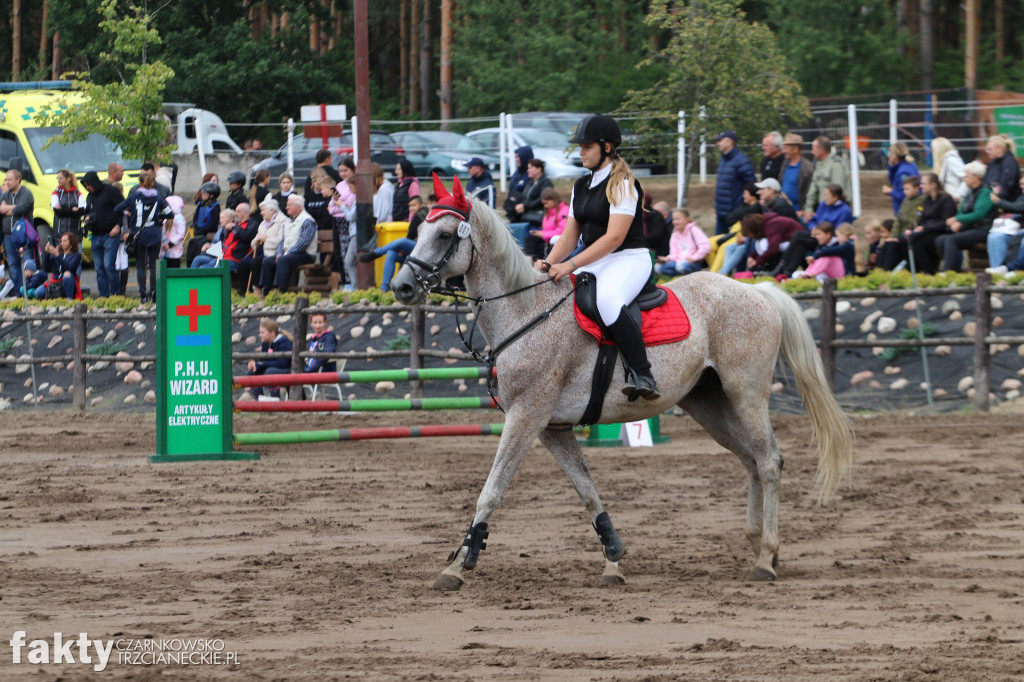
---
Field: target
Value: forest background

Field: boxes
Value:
[0,0,1018,149]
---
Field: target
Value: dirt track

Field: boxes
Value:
[1,410,1022,680]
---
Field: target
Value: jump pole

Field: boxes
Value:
[233,366,495,389]
[235,423,505,444]
[235,397,497,412]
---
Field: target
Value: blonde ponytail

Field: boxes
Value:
[605,155,639,207]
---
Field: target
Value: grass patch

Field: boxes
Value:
[86,341,132,355]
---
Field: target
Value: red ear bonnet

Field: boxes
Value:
[426,172,472,222]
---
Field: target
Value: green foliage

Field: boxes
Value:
[86,340,131,355]
[879,325,938,361]
[622,0,810,195]
[0,337,16,354]
[384,334,411,351]
[35,0,175,164]
[764,0,912,98]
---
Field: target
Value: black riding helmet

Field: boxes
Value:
[200,181,221,199]
[570,114,622,166]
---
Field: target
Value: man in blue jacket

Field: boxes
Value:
[465,158,495,208]
[713,130,756,235]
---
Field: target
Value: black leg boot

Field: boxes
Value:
[604,306,660,401]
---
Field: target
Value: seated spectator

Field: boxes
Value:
[304,313,338,374]
[273,172,295,210]
[708,183,762,273]
[260,194,318,295]
[808,184,853,230]
[891,176,923,235]
[358,195,429,292]
[655,209,710,277]
[536,188,569,251]
[11,258,47,299]
[882,142,921,215]
[246,318,293,398]
[36,232,82,299]
[249,169,271,211]
[508,159,552,252]
[931,137,965,202]
[245,197,288,298]
[224,170,247,210]
[645,200,672,257]
[907,172,958,274]
[872,219,908,272]
[984,176,1024,274]
[794,222,855,282]
[935,161,996,272]
[984,134,1021,203]
[724,212,803,276]
[755,177,798,220]
[190,208,235,268]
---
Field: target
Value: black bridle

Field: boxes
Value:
[402,212,579,411]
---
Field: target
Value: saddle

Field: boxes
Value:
[570,273,690,425]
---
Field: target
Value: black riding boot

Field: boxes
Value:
[604,306,660,401]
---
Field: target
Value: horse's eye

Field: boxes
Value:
[437,231,452,240]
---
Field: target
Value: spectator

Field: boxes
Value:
[392,158,420,222]
[645,200,672,257]
[223,171,247,210]
[795,222,855,282]
[187,181,221,266]
[760,131,785,181]
[984,134,1021,202]
[504,146,534,221]
[327,158,357,291]
[113,171,172,303]
[38,231,82,299]
[304,166,330,235]
[931,137,965,201]
[780,133,814,217]
[984,176,1024,274]
[155,163,174,196]
[246,318,293,398]
[935,161,996,272]
[304,149,342,203]
[755,177,798,220]
[654,208,710,277]
[871,219,908,272]
[372,162,394,224]
[192,172,218,203]
[707,183,760,273]
[341,174,361,290]
[304,313,338,374]
[803,136,850,222]
[10,258,47,299]
[50,169,86,247]
[808,184,853,230]
[249,169,271,211]
[515,159,555,259]
[260,194,318,295]
[225,203,259,270]
[536,188,570,251]
[712,130,756,235]
[107,162,124,185]
[246,196,288,298]
[891,175,924,235]
[188,208,234,269]
[908,172,958,274]
[273,172,295,209]
[160,195,187,268]
[359,195,428,292]
[81,170,123,297]
[0,169,34,295]
[465,157,496,208]
[251,138,263,151]
[738,211,804,275]
[883,142,921,215]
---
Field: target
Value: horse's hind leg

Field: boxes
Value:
[679,382,782,581]
[538,427,627,586]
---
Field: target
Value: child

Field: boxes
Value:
[655,208,711,277]
[10,258,47,298]
[892,176,923,235]
[304,313,338,374]
[795,222,855,282]
[246,318,293,398]
[161,195,187,268]
[875,219,908,271]
[862,219,883,273]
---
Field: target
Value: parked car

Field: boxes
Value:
[391,131,500,178]
[465,128,587,179]
[249,130,406,189]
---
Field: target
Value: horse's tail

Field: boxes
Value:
[753,282,853,505]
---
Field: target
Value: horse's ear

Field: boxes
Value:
[432,173,450,201]
[451,174,465,204]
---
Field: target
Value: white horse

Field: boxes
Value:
[392,176,853,591]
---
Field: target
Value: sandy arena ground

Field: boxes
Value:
[0,410,1022,680]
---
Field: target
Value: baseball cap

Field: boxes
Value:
[465,157,485,168]
[713,130,738,143]
[755,178,781,192]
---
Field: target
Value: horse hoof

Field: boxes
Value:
[747,567,776,582]
[601,562,626,586]
[432,573,465,591]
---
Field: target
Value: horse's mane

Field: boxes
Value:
[469,197,539,306]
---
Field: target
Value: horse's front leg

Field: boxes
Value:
[537,427,627,586]
[432,408,546,592]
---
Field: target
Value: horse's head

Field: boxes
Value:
[393,174,477,305]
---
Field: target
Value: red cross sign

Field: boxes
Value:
[176,288,212,332]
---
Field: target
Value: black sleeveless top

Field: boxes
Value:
[572,174,647,251]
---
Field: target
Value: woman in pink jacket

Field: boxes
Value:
[654,208,710,276]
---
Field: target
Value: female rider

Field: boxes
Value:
[535,114,659,401]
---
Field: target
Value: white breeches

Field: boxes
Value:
[574,247,653,326]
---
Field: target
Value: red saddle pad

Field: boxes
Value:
[573,284,691,346]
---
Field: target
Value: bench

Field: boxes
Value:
[967,244,988,273]
[289,229,335,293]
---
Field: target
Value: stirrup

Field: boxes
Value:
[621,368,660,402]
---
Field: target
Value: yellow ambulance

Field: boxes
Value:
[0,81,141,259]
